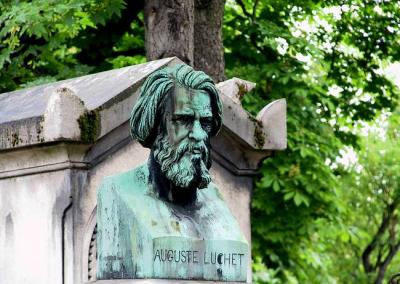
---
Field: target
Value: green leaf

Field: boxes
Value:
[272,180,281,192]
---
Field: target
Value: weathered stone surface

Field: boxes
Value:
[0,58,175,124]
[0,58,179,149]
[216,77,256,105]
[43,86,85,141]
[256,99,287,150]
[0,57,286,165]
[215,80,286,152]
[0,170,72,284]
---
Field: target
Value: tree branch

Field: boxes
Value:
[251,0,259,23]
[375,242,400,284]
[235,0,252,19]
[362,201,398,273]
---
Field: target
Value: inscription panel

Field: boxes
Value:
[153,237,248,282]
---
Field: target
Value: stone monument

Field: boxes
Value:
[97,64,248,281]
[0,57,286,284]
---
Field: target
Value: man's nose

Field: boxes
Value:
[189,120,207,141]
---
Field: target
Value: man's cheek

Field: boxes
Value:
[171,125,190,144]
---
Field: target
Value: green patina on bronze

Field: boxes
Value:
[97,64,249,282]
[97,165,248,281]
[129,64,222,148]
[130,64,223,190]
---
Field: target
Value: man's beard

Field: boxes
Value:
[152,134,212,189]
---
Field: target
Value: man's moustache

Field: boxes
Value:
[176,141,209,161]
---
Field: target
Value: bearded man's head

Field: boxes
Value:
[129,64,222,190]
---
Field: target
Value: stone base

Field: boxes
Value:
[87,280,250,284]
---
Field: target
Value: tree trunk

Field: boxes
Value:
[144,0,194,65]
[193,0,226,82]
[144,0,226,82]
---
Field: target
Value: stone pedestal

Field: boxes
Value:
[85,279,243,284]
[88,280,246,284]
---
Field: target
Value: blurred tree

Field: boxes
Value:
[357,113,400,284]
[323,112,400,284]
[221,0,400,283]
[360,130,400,284]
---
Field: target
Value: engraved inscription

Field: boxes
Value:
[154,249,246,267]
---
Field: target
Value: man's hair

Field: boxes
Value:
[130,64,223,148]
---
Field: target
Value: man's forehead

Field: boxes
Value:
[172,84,212,115]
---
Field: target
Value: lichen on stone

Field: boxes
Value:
[11,132,19,146]
[236,83,248,101]
[249,115,265,148]
[36,120,43,142]
[78,110,100,143]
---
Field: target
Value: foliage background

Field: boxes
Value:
[1,0,399,283]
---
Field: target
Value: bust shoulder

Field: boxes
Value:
[97,163,149,197]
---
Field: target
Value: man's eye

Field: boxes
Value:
[200,117,212,124]
[174,115,192,123]
[200,118,212,131]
